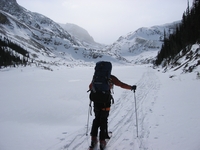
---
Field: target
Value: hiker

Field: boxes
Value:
[88,61,136,150]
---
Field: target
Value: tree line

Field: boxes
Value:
[0,36,29,68]
[155,0,200,66]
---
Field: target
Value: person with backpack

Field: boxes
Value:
[88,61,136,150]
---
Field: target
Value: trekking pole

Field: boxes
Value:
[134,90,139,137]
[86,101,92,136]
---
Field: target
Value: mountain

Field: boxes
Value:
[0,0,74,42]
[0,0,78,65]
[0,0,182,67]
[0,0,123,67]
[59,23,104,49]
[106,21,181,64]
[0,0,198,73]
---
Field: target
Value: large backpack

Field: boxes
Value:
[90,61,112,103]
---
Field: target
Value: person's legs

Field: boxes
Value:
[99,110,109,149]
[90,101,110,149]
[90,108,101,148]
[91,108,101,137]
[105,117,110,139]
[99,110,109,140]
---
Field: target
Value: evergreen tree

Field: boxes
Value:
[155,0,200,66]
[0,36,29,67]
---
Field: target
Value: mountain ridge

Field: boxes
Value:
[105,21,180,64]
[0,0,198,73]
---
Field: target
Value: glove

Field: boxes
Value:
[131,85,137,91]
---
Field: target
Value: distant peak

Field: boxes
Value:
[0,0,17,4]
[0,0,19,10]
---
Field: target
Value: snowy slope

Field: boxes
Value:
[0,10,128,67]
[0,10,80,65]
[161,44,200,73]
[0,0,129,66]
[106,21,180,64]
[0,63,199,150]
[1,0,184,67]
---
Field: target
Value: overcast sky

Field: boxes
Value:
[17,0,193,44]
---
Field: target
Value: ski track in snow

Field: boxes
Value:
[135,69,161,150]
[108,68,161,150]
[49,68,160,150]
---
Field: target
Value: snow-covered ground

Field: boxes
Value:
[0,64,199,150]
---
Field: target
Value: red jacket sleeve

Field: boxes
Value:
[89,75,132,90]
[89,82,92,90]
[110,75,132,90]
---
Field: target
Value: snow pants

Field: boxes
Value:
[90,106,109,141]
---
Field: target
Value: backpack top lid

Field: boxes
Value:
[95,61,112,71]
[92,61,112,92]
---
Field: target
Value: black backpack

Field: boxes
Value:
[90,61,112,103]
